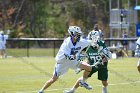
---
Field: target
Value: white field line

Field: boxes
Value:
[15,80,140,93]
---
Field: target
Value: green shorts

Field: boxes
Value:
[88,62,108,81]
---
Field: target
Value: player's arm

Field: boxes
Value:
[99,41,112,60]
[59,38,75,60]
[135,44,140,57]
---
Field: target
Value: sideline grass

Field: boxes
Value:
[0,57,140,93]
[7,48,59,57]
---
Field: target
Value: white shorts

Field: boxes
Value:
[53,58,80,76]
[137,60,140,66]
[0,41,6,50]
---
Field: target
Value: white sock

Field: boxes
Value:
[39,88,44,92]
[81,77,87,82]
[102,86,107,93]
[71,87,76,91]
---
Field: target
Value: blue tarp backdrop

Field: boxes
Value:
[136,23,140,36]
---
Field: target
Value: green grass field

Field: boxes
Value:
[0,57,140,93]
[7,48,59,57]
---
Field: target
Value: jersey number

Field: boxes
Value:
[90,55,102,63]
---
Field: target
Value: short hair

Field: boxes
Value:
[94,24,99,29]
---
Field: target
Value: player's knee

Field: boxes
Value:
[50,78,57,83]
[79,63,91,72]
[137,60,140,73]
[102,81,108,87]
[91,66,98,73]
[137,66,140,73]
[51,76,59,82]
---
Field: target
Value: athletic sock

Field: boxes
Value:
[71,87,76,91]
[102,86,107,93]
[81,77,87,82]
[39,88,44,92]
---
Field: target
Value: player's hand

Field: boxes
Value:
[135,49,140,57]
[64,54,76,60]
[100,48,112,60]
[69,55,76,60]
[135,53,140,57]
[102,56,108,64]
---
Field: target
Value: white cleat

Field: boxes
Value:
[63,89,75,93]
[79,80,92,90]
[38,90,43,93]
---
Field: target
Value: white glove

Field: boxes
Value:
[64,54,76,60]
[7,29,11,35]
[69,55,76,60]
[99,48,112,59]
[135,50,140,57]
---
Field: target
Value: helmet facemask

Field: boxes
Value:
[75,33,81,42]
[90,31,100,48]
[68,26,82,42]
[91,36,99,48]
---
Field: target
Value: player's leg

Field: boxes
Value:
[79,65,98,90]
[77,62,99,90]
[98,62,108,93]
[79,70,93,90]
[101,80,108,93]
[137,60,140,73]
[64,69,93,93]
[64,61,92,93]
[0,43,5,58]
[76,62,92,89]
[39,59,69,93]
[0,42,2,58]
[2,49,6,58]
[38,63,61,93]
[64,61,97,92]
[64,77,82,93]
[78,62,92,72]
[64,61,99,92]
[0,49,2,58]
[38,74,59,93]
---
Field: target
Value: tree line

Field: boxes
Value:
[0,0,138,38]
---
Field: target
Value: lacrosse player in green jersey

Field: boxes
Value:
[64,31,112,93]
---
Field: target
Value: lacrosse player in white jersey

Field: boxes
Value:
[0,30,9,58]
[135,37,140,73]
[38,26,96,93]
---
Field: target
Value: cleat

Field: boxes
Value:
[63,89,75,93]
[38,91,43,93]
[79,80,92,90]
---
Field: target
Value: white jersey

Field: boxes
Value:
[136,37,140,45]
[55,37,91,62]
[0,34,9,49]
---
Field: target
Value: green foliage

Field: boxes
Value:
[1,0,137,38]
[7,48,59,57]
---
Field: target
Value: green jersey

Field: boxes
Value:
[86,40,109,80]
[86,40,107,65]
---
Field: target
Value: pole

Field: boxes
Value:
[27,40,29,57]
[120,0,122,37]
[53,40,55,57]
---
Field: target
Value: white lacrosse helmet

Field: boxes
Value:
[90,31,100,47]
[68,26,82,36]
[0,31,4,34]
